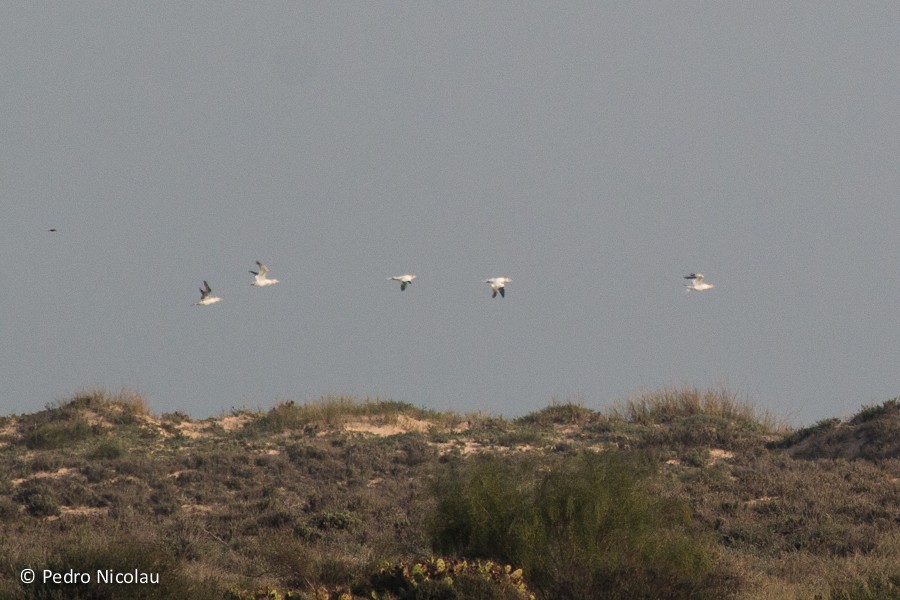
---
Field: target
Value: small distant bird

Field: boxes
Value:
[684,273,714,292]
[48,228,57,232]
[388,274,417,291]
[485,277,512,298]
[250,261,279,287]
[195,281,222,306]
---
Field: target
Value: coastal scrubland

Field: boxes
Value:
[0,387,897,599]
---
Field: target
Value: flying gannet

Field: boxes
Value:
[485,277,512,298]
[250,261,280,287]
[195,281,222,306]
[388,274,417,291]
[684,273,714,292]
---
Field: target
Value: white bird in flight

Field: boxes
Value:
[684,273,714,292]
[485,277,512,298]
[195,281,222,306]
[250,261,279,287]
[388,274,417,291]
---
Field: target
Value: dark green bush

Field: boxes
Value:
[312,510,358,531]
[849,399,899,425]
[14,481,61,517]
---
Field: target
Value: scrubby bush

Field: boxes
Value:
[88,438,127,460]
[516,402,598,428]
[829,572,900,600]
[24,420,94,450]
[431,451,725,599]
[775,399,900,460]
[249,396,438,435]
[20,527,222,600]
[14,480,61,517]
[849,399,899,425]
[0,496,20,519]
[312,510,358,531]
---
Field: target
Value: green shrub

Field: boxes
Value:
[312,510,358,531]
[14,481,61,517]
[516,402,598,428]
[431,452,724,600]
[24,420,94,450]
[248,396,441,436]
[88,438,127,460]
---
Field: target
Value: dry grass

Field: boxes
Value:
[58,387,150,417]
[249,395,444,435]
[610,386,789,434]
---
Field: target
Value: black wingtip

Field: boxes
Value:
[499,287,505,298]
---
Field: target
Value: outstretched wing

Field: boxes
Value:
[256,262,269,277]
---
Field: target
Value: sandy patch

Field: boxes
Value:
[709,448,734,463]
[77,410,105,427]
[746,496,779,507]
[181,503,217,514]
[344,415,433,436]
[219,414,254,431]
[12,467,80,486]
[433,439,487,456]
[174,421,205,439]
[60,506,107,517]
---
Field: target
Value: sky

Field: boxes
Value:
[2,3,899,425]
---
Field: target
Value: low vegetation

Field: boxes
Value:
[0,388,897,599]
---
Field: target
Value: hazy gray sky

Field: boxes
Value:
[3,3,899,424]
